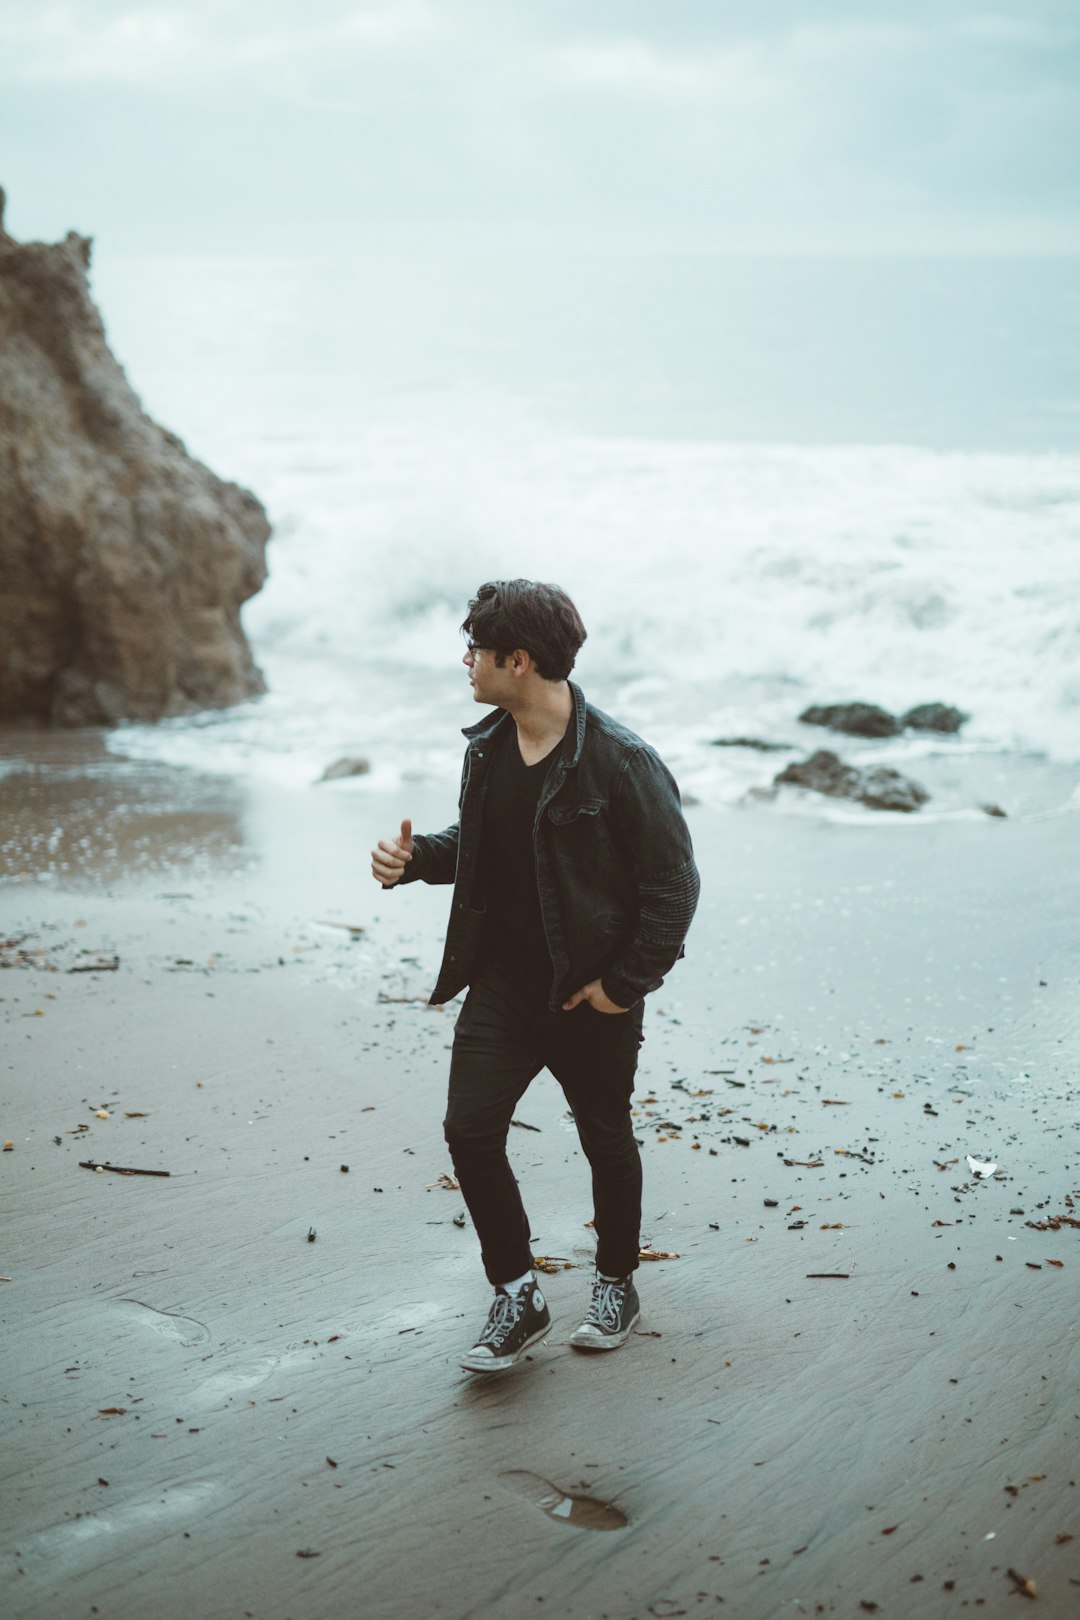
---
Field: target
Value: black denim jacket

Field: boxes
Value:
[399,683,700,1010]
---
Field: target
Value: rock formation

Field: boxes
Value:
[799,702,903,738]
[775,749,930,812]
[900,702,968,734]
[318,756,371,783]
[0,189,270,726]
[799,700,969,738]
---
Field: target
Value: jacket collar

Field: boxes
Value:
[462,680,585,772]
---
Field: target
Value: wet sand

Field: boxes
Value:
[2,742,1079,1620]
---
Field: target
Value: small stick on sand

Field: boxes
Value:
[78,1160,171,1178]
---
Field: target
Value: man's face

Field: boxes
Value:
[463,643,513,707]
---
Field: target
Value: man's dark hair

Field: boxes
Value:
[462,580,587,682]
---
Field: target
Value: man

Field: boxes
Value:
[371,580,699,1373]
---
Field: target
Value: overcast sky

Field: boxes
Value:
[2,0,1078,255]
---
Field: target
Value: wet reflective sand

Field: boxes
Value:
[2,742,1079,1618]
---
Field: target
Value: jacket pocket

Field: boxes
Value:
[547,797,605,825]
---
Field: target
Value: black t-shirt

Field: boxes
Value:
[477,726,557,986]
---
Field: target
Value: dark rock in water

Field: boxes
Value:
[901,702,969,733]
[0,189,270,726]
[711,736,792,752]
[319,756,371,783]
[775,750,930,812]
[980,802,1008,818]
[799,702,902,738]
[800,699,970,738]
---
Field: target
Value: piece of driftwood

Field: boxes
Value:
[78,1160,171,1178]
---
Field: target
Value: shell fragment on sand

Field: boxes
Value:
[966,1154,998,1178]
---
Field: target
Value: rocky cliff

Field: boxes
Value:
[0,190,270,726]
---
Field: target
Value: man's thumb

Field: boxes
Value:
[399,817,414,852]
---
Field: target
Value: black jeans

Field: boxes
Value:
[444,964,645,1286]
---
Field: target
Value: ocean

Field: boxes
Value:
[88,248,1080,821]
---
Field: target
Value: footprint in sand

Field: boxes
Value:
[117,1302,281,1404]
[21,1480,222,1570]
[188,1356,279,1407]
[499,1469,628,1530]
[117,1299,211,1346]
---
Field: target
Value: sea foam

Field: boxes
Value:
[89,253,1078,818]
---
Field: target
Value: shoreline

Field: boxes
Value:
[2,745,1079,1619]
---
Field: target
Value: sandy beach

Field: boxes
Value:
[7,0,1080,1612]
[2,734,1079,1620]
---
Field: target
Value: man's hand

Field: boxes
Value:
[371,818,414,886]
[562,978,630,1015]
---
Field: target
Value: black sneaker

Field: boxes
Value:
[569,1272,640,1351]
[460,1278,551,1373]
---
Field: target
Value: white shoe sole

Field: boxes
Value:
[460,1320,550,1373]
[569,1308,640,1351]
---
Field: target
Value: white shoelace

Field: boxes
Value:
[584,1278,625,1331]
[476,1289,525,1346]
